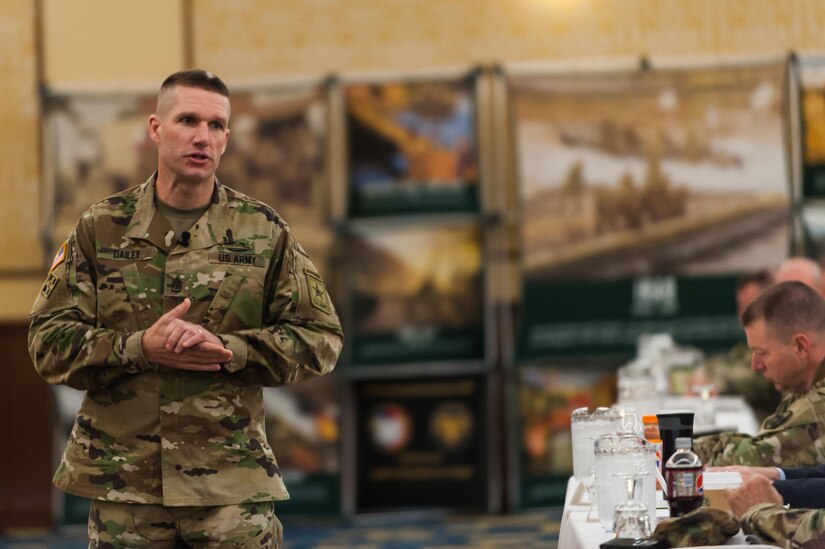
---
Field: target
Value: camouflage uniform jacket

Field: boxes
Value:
[28,176,344,506]
[741,503,825,548]
[693,360,825,467]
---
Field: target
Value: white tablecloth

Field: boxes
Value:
[559,478,780,549]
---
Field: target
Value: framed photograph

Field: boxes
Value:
[345,74,480,216]
[346,220,485,366]
[510,59,790,358]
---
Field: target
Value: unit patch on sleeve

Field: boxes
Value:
[41,271,60,299]
[305,269,333,314]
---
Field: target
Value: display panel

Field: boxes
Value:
[510,59,790,357]
[347,221,485,366]
[798,56,825,198]
[355,375,488,511]
[516,365,616,507]
[263,376,341,514]
[345,75,480,216]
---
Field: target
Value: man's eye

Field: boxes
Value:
[180,117,195,124]
[210,122,224,130]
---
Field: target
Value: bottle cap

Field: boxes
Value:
[675,437,692,449]
[642,415,658,424]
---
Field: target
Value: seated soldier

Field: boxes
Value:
[693,281,825,467]
[704,269,779,420]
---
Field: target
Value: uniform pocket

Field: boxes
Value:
[202,266,265,333]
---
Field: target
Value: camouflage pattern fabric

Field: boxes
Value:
[28,176,344,506]
[88,499,282,548]
[652,507,740,547]
[741,502,825,548]
[704,341,782,421]
[693,361,825,467]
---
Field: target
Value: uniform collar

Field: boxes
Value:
[125,173,235,252]
[811,357,825,390]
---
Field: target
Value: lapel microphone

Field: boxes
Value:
[179,231,191,247]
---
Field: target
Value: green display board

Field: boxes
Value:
[518,275,741,359]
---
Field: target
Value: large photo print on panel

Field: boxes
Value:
[511,59,791,358]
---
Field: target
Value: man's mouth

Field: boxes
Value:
[186,152,211,162]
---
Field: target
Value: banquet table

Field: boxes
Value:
[558,478,780,549]
[558,396,775,549]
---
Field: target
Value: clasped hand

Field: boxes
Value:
[141,298,232,371]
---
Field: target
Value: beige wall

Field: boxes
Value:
[41,0,185,87]
[3,0,825,322]
[192,0,825,78]
[1,1,40,272]
[0,1,41,320]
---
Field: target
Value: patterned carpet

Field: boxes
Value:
[0,509,562,548]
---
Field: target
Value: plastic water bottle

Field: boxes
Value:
[664,437,703,517]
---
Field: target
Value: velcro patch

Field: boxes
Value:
[49,241,67,273]
[209,251,262,267]
[41,271,60,298]
[305,269,332,314]
[98,249,154,261]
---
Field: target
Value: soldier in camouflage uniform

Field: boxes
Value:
[28,70,343,547]
[693,282,825,468]
[703,268,781,421]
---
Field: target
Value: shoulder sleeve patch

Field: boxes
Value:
[49,241,67,273]
[305,269,333,314]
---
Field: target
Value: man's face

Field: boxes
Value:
[149,86,230,186]
[746,318,807,393]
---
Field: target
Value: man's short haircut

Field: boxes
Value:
[159,69,229,97]
[735,269,773,293]
[741,281,825,341]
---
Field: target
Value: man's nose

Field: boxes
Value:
[193,122,210,144]
[751,355,762,372]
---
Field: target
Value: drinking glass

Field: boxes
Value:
[594,434,656,532]
[570,407,621,500]
[691,381,716,428]
[613,471,651,539]
[615,406,642,437]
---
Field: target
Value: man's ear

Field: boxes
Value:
[148,114,161,144]
[793,332,811,356]
[219,128,230,156]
